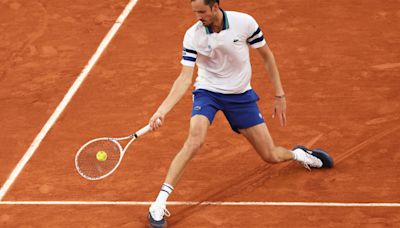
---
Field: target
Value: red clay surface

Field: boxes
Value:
[0,0,129,185]
[1,205,399,227]
[1,0,400,227]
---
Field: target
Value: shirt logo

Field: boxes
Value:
[194,106,202,111]
[233,39,239,43]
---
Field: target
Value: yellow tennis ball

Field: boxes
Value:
[96,151,107,161]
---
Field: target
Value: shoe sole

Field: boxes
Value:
[293,145,334,168]
[148,223,167,228]
[148,213,167,228]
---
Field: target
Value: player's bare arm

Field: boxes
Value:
[257,44,287,126]
[149,66,194,130]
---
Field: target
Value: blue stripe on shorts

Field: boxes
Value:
[191,89,265,133]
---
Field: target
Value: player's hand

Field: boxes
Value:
[272,96,287,127]
[149,110,164,130]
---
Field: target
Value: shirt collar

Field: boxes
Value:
[205,8,230,34]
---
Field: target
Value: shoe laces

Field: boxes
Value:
[301,151,323,170]
[150,203,171,221]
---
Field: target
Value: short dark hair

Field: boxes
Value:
[192,0,220,7]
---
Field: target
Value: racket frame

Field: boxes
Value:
[75,125,152,180]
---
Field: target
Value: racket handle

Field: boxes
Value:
[135,118,161,138]
[135,125,152,138]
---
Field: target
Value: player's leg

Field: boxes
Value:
[148,89,219,228]
[163,89,219,187]
[238,123,293,163]
[221,90,292,163]
[239,123,334,169]
[148,115,210,227]
[165,115,210,186]
[222,90,331,168]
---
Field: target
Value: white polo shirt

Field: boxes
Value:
[181,10,266,94]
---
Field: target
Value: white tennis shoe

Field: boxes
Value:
[300,150,323,170]
[148,203,170,228]
[293,145,334,170]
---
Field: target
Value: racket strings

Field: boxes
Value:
[76,140,121,179]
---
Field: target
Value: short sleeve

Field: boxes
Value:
[246,16,266,49]
[180,31,197,67]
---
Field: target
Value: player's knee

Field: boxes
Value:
[184,138,203,156]
[185,134,205,155]
[261,147,281,163]
[188,140,202,151]
[183,121,207,156]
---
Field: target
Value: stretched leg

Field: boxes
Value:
[239,123,330,169]
[239,123,294,163]
[220,90,329,167]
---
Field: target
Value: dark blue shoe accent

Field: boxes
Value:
[148,212,167,228]
[293,145,334,168]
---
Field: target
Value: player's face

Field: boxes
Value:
[191,0,218,26]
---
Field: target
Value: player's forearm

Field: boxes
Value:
[264,53,285,96]
[157,73,192,115]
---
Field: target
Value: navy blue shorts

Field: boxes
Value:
[191,89,265,133]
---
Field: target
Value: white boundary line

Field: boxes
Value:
[0,201,399,207]
[0,0,139,201]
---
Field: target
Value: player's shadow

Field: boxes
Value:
[168,161,301,226]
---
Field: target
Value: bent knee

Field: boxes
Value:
[260,147,281,163]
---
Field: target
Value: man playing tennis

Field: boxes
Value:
[147,0,333,227]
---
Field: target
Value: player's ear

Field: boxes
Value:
[211,2,219,12]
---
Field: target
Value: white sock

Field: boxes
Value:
[291,148,307,162]
[155,183,174,205]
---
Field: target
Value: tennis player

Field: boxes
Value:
[147,0,333,226]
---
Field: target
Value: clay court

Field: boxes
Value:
[1,0,399,227]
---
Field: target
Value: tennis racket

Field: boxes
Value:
[75,124,153,180]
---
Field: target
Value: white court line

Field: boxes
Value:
[0,201,399,207]
[0,0,139,201]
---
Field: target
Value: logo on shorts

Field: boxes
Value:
[194,106,202,111]
[233,39,239,43]
[259,113,263,119]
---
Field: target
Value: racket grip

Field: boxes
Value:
[135,125,152,138]
[135,118,161,138]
